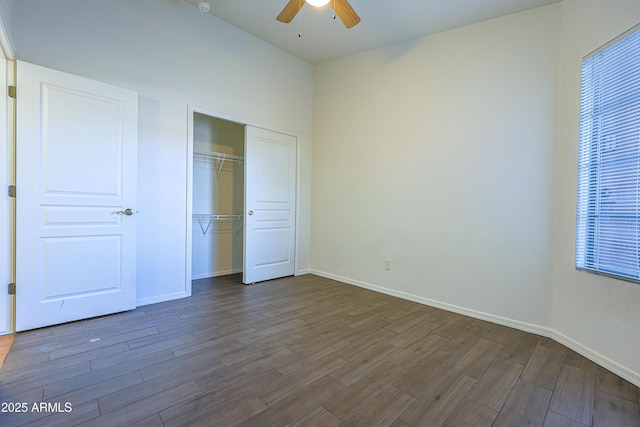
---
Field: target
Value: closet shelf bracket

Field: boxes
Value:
[214,156,225,176]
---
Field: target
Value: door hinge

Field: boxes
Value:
[8,283,15,295]
[8,185,16,198]
[8,85,16,99]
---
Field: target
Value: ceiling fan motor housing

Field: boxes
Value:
[276,0,361,28]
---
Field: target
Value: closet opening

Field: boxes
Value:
[186,106,299,292]
[191,113,245,283]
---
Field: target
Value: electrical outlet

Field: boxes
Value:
[384,259,391,271]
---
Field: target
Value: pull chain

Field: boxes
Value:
[298,0,303,37]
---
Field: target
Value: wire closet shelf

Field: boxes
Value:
[193,150,244,176]
[193,214,244,236]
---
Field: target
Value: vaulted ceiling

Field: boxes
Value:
[183,0,562,64]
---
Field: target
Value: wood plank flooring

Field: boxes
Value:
[0,334,14,369]
[0,274,638,426]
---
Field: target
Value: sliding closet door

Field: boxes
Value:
[243,126,296,284]
[16,61,138,331]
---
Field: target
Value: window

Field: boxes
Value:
[576,24,640,282]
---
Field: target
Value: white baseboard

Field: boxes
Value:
[137,291,190,307]
[194,269,310,280]
[310,269,640,388]
[311,269,551,336]
[551,330,640,388]
[192,269,242,280]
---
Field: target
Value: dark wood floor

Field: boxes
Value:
[1,274,639,427]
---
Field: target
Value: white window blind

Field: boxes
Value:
[576,25,640,282]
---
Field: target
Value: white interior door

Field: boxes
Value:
[243,126,296,284]
[16,61,138,331]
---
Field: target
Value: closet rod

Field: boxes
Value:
[193,214,243,220]
[193,214,244,235]
[194,150,243,176]
[193,150,244,162]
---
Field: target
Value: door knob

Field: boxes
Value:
[248,210,253,216]
[115,208,134,216]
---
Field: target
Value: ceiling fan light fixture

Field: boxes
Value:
[277,0,360,28]
[305,0,331,7]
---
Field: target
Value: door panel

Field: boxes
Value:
[244,127,296,284]
[16,61,138,331]
[42,236,122,297]
[43,85,124,196]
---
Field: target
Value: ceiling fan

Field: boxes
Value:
[277,0,361,29]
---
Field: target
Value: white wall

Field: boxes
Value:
[313,0,640,386]
[312,5,560,330]
[4,0,313,306]
[0,0,13,56]
[551,0,640,384]
[192,115,244,279]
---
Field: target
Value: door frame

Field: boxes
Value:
[0,56,8,335]
[0,14,14,334]
[185,105,302,293]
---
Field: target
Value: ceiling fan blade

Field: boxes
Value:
[277,0,304,23]
[331,0,360,29]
